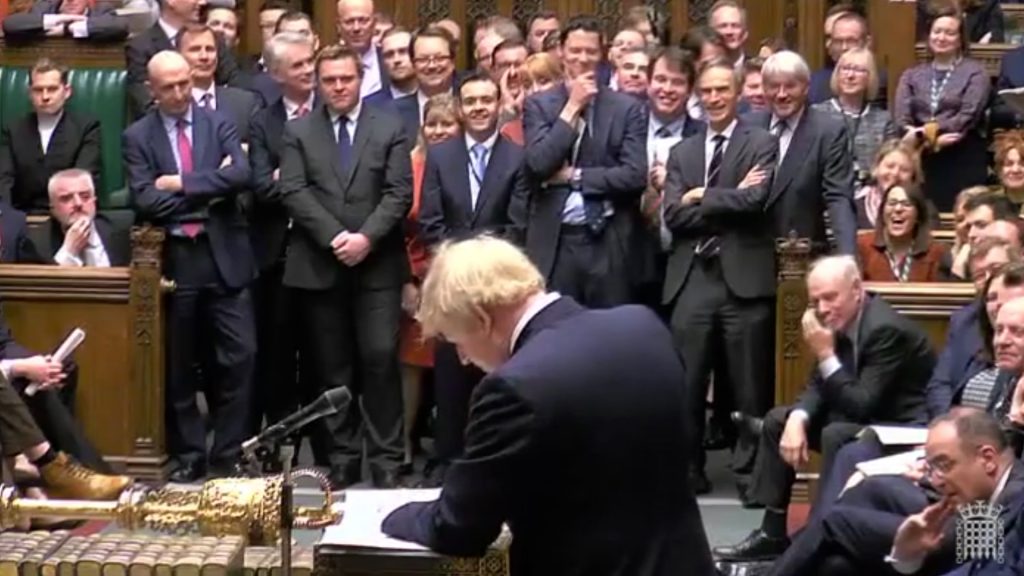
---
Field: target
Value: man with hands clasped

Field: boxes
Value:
[716,255,935,562]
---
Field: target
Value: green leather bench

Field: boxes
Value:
[0,66,129,208]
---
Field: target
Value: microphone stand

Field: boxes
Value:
[278,441,295,576]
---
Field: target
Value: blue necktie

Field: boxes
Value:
[470,143,487,209]
[337,116,352,172]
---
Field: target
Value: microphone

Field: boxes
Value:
[242,387,352,455]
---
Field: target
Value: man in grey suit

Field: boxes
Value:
[279,44,412,489]
[1,0,128,41]
[745,50,856,255]
[663,57,778,496]
[177,24,261,144]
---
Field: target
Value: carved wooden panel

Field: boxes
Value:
[467,0,497,30]
[418,0,452,26]
[688,0,715,24]
[513,0,544,27]
[594,0,622,35]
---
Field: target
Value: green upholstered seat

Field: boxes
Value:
[0,67,129,208]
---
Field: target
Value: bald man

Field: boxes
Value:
[123,50,256,483]
[717,255,935,562]
[336,0,390,99]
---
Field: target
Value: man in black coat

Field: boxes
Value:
[1,0,128,41]
[383,236,714,576]
[716,255,934,562]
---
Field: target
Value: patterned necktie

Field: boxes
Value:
[337,115,352,172]
[294,104,309,119]
[176,119,201,238]
[695,134,726,257]
[200,93,213,109]
[655,126,673,139]
[470,143,487,209]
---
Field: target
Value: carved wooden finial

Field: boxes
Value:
[775,231,812,281]
[130,225,165,271]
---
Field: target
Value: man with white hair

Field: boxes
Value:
[745,50,857,256]
[44,168,129,267]
[715,255,934,562]
[381,236,714,576]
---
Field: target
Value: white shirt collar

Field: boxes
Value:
[390,84,417,100]
[191,85,216,107]
[465,130,499,154]
[37,110,63,129]
[157,17,180,44]
[160,104,193,131]
[707,118,738,143]
[329,101,362,126]
[649,112,687,138]
[509,292,562,353]
[283,92,315,118]
[771,105,806,132]
[991,465,1013,505]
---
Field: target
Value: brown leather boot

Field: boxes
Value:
[39,453,132,500]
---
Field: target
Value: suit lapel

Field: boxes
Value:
[191,107,209,169]
[473,136,507,224]
[770,110,814,204]
[153,24,174,50]
[691,126,707,188]
[44,113,70,164]
[315,106,348,191]
[24,115,44,163]
[149,113,177,174]
[341,105,373,192]
[718,124,749,186]
[449,140,474,221]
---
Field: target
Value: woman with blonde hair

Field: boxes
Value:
[812,48,897,187]
[498,52,564,145]
[854,139,924,229]
[398,94,460,476]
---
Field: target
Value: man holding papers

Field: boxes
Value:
[381,236,714,576]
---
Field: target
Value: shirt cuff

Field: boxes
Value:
[68,20,88,38]
[789,409,810,424]
[54,248,83,267]
[0,360,14,383]
[42,14,59,28]
[819,355,842,379]
[885,548,925,574]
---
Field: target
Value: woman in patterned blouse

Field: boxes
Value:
[895,6,990,211]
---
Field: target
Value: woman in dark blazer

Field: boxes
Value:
[857,183,952,282]
[895,6,990,211]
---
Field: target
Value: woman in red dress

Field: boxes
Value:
[399,94,461,475]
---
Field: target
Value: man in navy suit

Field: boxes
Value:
[366,27,418,106]
[392,25,457,139]
[523,15,648,308]
[123,51,256,482]
[247,30,317,439]
[417,72,528,486]
[993,44,1024,130]
[382,236,714,576]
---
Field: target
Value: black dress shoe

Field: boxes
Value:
[418,461,448,488]
[169,460,206,483]
[731,412,764,440]
[703,421,733,451]
[713,529,789,561]
[689,469,712,495]
[328,460,362,490]
[370,466,400,489]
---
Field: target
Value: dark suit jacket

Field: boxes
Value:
[796,295,934,425]
[1,0,128,41]
[123,105,254,289]
[212,85,260,143]
[249,71,282,109]
[0,203,46,264]
[248,97,286,271]
[522,85,648,280]
[924,301,988,419]
[392,85,458,140]
[279,103,412,290]
[382,297,714,576]
[29,213,131,267]
[746,107,857,255]
[661,121,778,304]
[125,23,247,120]
[992,45,1024,130]
[0,110,101,212]
[418,134,528,246]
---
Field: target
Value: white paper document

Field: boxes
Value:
[321,489,442,551]
[863,425,928,446]
[854,448,926,477]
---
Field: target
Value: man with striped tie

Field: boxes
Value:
[662,56,777,496]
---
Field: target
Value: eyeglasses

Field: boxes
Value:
[413,55,452,66]
[838,64,869,75]
[885,199,914,208]
[923,458,955,480]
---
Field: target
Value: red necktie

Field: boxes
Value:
[176,119,201,238]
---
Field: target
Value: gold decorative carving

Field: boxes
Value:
[129,225,167,477]
[0,470,337,546]
[775,232,812,282]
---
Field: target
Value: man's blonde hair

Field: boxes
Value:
[417,236,545,337]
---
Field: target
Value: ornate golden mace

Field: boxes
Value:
[0,469,339,546]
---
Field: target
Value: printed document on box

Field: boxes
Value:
[321,489,441,551]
